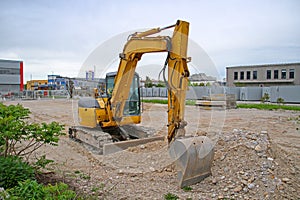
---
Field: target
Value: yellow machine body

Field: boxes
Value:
[78,101,141,128]
[78,72,141,129]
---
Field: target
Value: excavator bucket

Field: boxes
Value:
[169,136,214,188]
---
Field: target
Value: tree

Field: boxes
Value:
[66,79,74,98]
[0,103,65,158]
[144,76,153,88]
[156,80,166,87]
[260,93,270,103]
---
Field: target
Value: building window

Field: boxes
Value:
[0,68,20,75]
[253,71,257,80]
[281,69,286,79]
[246,71,251,80]
[234,72,238,80]
[266,70,271,79]
[240,71,244,80]
[274,70,278,79]
[289,69,295,79]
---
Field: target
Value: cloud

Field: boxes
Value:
[0,0,299,81]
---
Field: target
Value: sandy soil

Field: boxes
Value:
[3,99,300,199]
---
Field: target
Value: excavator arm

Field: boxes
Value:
[166,21,190,143]
[104,20,190,143]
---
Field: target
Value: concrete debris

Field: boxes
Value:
[247,183,255,189]
[233,185,243,192]
[261,130,268,134]
[254,144,262,152]
[282,178,290,183]
[149,167,155,172]
[267,157,274,161]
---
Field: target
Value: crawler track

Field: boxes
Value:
[69,125,156,154]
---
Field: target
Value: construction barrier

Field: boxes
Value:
[140,86,300,103]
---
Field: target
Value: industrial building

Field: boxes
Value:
[48,75,66,90]
[226,62,300,87]
[26,80,48,90]
[0,59,24,94]
[189,73,217,86]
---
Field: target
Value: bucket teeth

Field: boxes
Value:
[169,136,214,188]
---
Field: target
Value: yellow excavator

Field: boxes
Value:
[69,20,214,187]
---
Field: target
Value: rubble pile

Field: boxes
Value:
[68,128,298,199]
[204,129,291,199]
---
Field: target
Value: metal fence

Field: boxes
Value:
[0,90,69,100]
[1,86,299,103]
[140,86,300,103]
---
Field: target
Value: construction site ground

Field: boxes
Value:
[3,99,300,199]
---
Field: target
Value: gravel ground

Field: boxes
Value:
[3,99,300,199]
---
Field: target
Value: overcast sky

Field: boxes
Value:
[0,0,299,82]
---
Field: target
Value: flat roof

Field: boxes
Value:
[226,62,300,69]
[0,59,22,63]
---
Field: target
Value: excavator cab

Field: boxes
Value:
[76,72,141,129]
[106,72,141,117]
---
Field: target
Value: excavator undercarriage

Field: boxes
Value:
[69,124,156,154]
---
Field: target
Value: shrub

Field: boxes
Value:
[43,182,77,199]
[0,103,65,158]
[7,179,76,200]
[260,93,270,103]
[277,97,285,104]
[8,180,77,200]
[0,187,10,199]
[32,155,54,171]
[9,179,46,199]
[0,156,35,189]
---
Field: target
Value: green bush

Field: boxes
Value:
[277,97,285,104]
[8,180,77,200]
[0,187,10,199]
[0,103,65,157]
[9,179,46,199]
[260,93,270,103]
[33,155,54,171]
[0,156,35,189]
[44,182,77,199]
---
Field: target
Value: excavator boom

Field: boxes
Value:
[105,20,190,143]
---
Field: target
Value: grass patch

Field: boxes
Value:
[142,99,168,104]
[237,103,300,111]
[182,186,193,192]
[186,100,196,106]
[142,99,196,106]
[164,192,179,200]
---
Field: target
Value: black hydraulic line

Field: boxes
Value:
[170,61,178,90]
[160,23,176,31]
